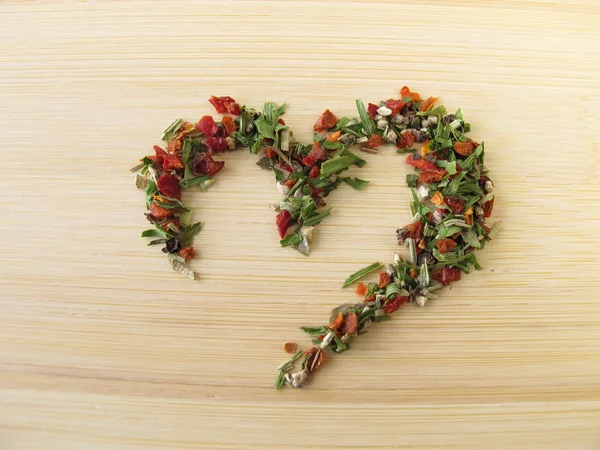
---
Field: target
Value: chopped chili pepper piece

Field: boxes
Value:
[386,98,405,116]
[453,140,475,157]
[204,137,228,154]
[367,103,379,118]
[432,267,461,286]
[284,342,298,354]
[264,147,278,159]
[326,130,341,142]
[436,238,457,254]
[209,95,241,115]
[420,96,438,112]
[418,170,447,184]
[162,153,184,172]
[221,115,237,136]
[193,153,225,176]
[180,246,197,261]
[313,109,338,132]
[397,221,425,243]
[302,143,325,166]
[365,134,384,149]
[396,131,415,149]
[484,197,495,218]
[355,282,368,297]
[431,191,445,206]
[378,272,392,289]
[167,137,183,155]
[157,174,182,199]
[196,115,219,137]
[328,311,344,331]
[341,311,358,335]
[400,86,423,102]
[405,153,439,172]
[384,296,408,314]
[445,197,465,214]
[149,201,174,220]
[275,210,293,238]
[308,165,320,179]
[283,179,296,190]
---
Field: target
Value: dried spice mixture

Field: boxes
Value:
[131,87,499,389]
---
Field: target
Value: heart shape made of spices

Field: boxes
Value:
[131,87,499,389]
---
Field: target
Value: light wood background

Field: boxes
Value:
[1,1,599,449]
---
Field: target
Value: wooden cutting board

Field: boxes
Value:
[2,1,599,449]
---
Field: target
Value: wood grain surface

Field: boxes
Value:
[1,1,600,449]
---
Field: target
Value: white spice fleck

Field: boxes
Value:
[276,181,290,195]
[285,369,309,388]
[377,106,392,116]
[320,332,334,348]
[376,119,388,130]
[415,295,428,308]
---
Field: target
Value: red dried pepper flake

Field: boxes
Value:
[283,179,296,190]
[221,115,237,136]
[167,137,183,155]
[326,130,341,142]
[365,134,384,149]
[483,197,495,218]
[384,296,408,314]
[355,282,368,297]
[405,153,439,172]
[208,95,241,115]
[378,272,392,289]
[310,187,325,200]
[193,152,225,176]
[364,293,376,303]
[386,98,405,116]
[432,267,462,286]
[279,162,293,173]
[157,174,182,200]
[419,170,447,184]
[445,197,465,214]
[180,246,197,261]
[304,347,324,373]
[367,102,379,118]
[328,311,345,331]
[313,109,338,132]
[406,221,425,239]
[420,96,438,112]
[409,269,418,279]
[396,131,415,149]
[275,210,293,238]
[277,118,286,126]
[195,115,219,137]
[400,86,423,103]
[308,165,320,179]
[264,147,278,159]
[162,153,184,172]
[284,341,298,354]
[149,201,174,220]
[436,238,457,254]
[341,311,358,335]
[204,137,229,154]
[453,140,475,157]
[302,143,326,166]
[149,145,170,170]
